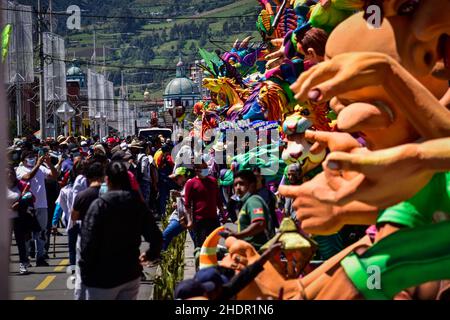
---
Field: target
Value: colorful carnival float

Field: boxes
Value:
[179,0,450,300]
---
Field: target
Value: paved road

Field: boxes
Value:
[9,229,156,300]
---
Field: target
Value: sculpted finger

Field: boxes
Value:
[337,102,393,132]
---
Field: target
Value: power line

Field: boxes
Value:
[43,54,177,71]
[1,7,257,21]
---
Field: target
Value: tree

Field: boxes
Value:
[161,29,168,42]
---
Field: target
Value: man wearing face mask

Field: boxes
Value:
[223,170,275,251]
[184,160,224,250]
[16,151,58,266]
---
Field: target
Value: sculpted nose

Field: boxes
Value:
[290,151,303,159]
[412,1,450,42]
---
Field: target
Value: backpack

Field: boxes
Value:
[135,154,146,184]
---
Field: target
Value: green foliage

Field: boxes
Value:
[153,200,187,300]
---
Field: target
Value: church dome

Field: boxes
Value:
[164,77,199,96]
[67,60,84,76]
[164,57,199,97]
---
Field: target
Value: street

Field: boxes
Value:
[9,229,156,300]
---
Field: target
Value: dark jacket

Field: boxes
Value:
[79,190,162,288]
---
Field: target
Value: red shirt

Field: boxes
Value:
[184,176,222,221]
[127,171,140,192]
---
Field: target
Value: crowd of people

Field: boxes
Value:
[6,133,177,298]
[6,131,369,300]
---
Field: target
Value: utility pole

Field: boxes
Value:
[15,82,22,136]
[0,0,10,301]
[92,30,96,71]
[121,70,125,136]
[49,0,53,33]
[38,0,46,139]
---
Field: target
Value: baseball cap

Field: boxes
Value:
[174,279,206,300]
[194,267,229,293]
[169,167,188,179]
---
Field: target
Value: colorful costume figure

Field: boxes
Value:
[284,1,450,299]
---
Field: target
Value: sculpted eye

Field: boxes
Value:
[300,109,310,116]
[397,0,420,16]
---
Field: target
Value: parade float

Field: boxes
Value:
[182,0,450,300]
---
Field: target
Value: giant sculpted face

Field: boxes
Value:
[324,12,447,150]
[382,0,450,79]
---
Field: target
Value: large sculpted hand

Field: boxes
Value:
[279,173,348,235]
[315,142,438,208]
[290,52,393,103]
[290,51,450,139]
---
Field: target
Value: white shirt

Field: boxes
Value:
[16,164,51,209]
[174,145,194,171]
[57,185,76,230]
[137,153,152,182]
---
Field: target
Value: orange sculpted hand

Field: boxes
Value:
[279,173,345,235]
[290,52,393,103]
[314,142,438,208]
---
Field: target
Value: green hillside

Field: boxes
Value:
[43,0,261,100]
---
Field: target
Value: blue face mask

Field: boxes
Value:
[200,169,210,177]
[25,158,36,167]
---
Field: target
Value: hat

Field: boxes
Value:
[111,150,132,162]
[57,135,65,143]
[128,140,143,149]
[174,279,206,300]
[169,167,188,179]
[194,267,229,293]
[93,144,106,155]
[80,141,88,147]
[110,144,121,154]
[120,142,128,150]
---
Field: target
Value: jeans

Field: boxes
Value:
[84,276,141,300]
[68,224,80,266]
[158,185,169,216]
[13,217,29,264]
[74,235,86,300]
[192,218,220,249]
[162,219,184,250]
[162,219,196,250]
[140,181,151,204]
[32,208,48,260]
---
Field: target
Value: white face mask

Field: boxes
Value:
[235,192,250,202]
